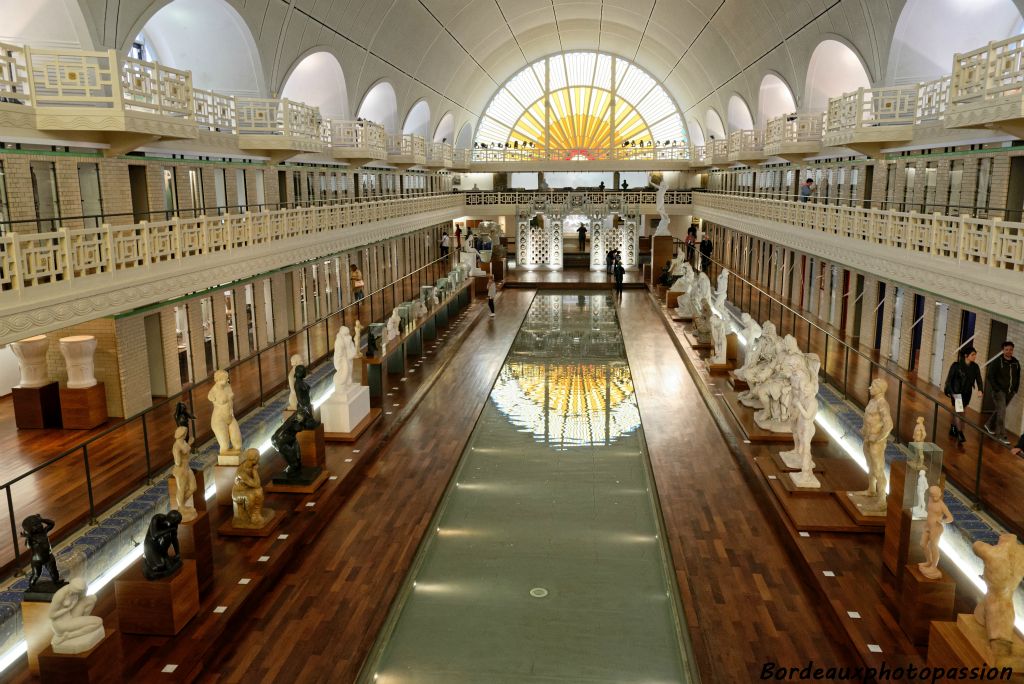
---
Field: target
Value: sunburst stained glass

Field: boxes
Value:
[475,52,686,153]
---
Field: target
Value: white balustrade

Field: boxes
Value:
[951,34,1024,105]
[120,56,193,118]
[193,88,236,132]
[915,76,951,123]
[764,113,823,151]
[236,97,321,141]
[0,42,30,103]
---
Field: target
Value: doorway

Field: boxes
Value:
[889,287,905,363]
[983,319,1009,411]
[930,303,949,385]
[909,293,925,372]
[873,282,887,351]
[144,314,167,397]
[129,165,150,222]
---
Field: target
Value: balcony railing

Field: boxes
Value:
[707,139,729,165]
[235,97,320,141]
[464,190,693,207]
[387,133,426,158]
[468,144,691,164]
[331,120,386,154]
[0,194,463,292]
[915,75,951,124]
[120,56,193,118]
[824,86,918,134]
[427,141,453,167]
[193,87,236,133]
[951,34,1024,105]
[695,192,1024,272]
[0,41,29,102]
[764,113,823,151]
[727,129,765,161]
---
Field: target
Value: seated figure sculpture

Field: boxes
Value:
[714,268,729,310]
[752,338,808,432]
[669,262,695,294]
[49,578,104,654]
[674,272,711,319]
[232,448,268,528]
[386,308,401,342]
[739,314,762,349]
[736,319,774,383]
[692,299,714,344]
[22,514,63,594]
[142,511,183,580]
[737,323,782,407]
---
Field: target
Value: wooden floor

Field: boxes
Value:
[504,266,645,286]
[716,262,1024,536]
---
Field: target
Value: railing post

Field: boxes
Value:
[257,349,265,406]
[82,445,97,524]
[141,412,152,484]
[6,487,20,565]
[974,437,984,506]
[895,380,904,445]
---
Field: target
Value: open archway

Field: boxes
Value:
[704,109,726,141]
[887,0,1023,84]
[757,74,797,126]
[134,0,264,96]
[357,81,399,133]
[281,51,349,119]
[685,116,705,146]
[804,39,870,112]
[403,100,431,138]
[726,95,754,132]
[456,122,473,148]
[434,112,455,143]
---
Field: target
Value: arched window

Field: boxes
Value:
[281,52,349,119]
[403,100,431,138]
[805,40,870,112]
[685,116,705,146]
[704,109,725,141]
[434,113,455,142]
[757,74,796,126]
[475,52,684,153]
[357,81,399,133]
[726,95,754,131]
[456,122,473,148]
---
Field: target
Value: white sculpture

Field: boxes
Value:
[739,314,762,348]
[747,336,803,425]
[386,309,401,342]
[59,335,98,389]
[674,272,712,319]
[286,353,303,411]
[783,367,821,489]
[208,369,243,460]
[649,171,670,236]
[333,326,358,391]
[709,313,727,365]
[692,299,714,344]
[172,426,197,522]
[973,534,1024,650]
[669,262,695,293]
[430,289,440,307]
[912,416,927,443]
[911,469,929,520]
[411,299,427,321]
[49,578,104,654]
[848,378,893,514]
[10,335,50,388]
[353,319,363,351]
[714,268,729,310]
[918,485,953,579]
[670,252,692,277]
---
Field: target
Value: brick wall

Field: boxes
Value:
[114,315,152,417]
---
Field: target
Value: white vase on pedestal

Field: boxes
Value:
[59,335,98,389]
[10,335,50,388]
[479,249,492,263]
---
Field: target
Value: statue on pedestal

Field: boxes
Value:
[709,313,727,365]
[739,314,762,348]
[292,365,316,423]
[286,354,303,411]
[207,370,242,457]
[669,262,694,294]
[911,469,929,520]
[232,449,267,528]
[386,309,401,342]
[692,299,714,344]
[736,321,779,392]
[972,534,1024,649]
[333,326,357,391]
[750,337,805,428]
[649,171,671,236]
[849,378,893,513]
[142,511,183,580]
[675,272,711,318]
[172,426,197,523]
[173,401,195,443]
[22,514,63,594]
[714,268,729,310]
[912,416,927,443]
[918,485,953,579]
[271,412,316,480]
[49,578,104,654]
[783,366,820,488]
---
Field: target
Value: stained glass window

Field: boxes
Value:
[475,53,686,155]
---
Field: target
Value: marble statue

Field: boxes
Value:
[714,268,729,310]
[142,511,183,580]
[21,514,63,594]
[918,485,953,580]
[207,370,242,458]
[675,272,712,319]
[232,449,267,528]
[649,171,670,236]
[692,299,714,345]
[739,314,762,348]
[412,299,427,321]
[172,426,197,523]
[912,416,927,443]
[353,319,363,352]
[386,308,401,342]
[173,401,195,443]
[849,378,893,513]
[973,534,1024,648]
[670,253,692,278]
[430,288,440,307]
[749,336,805,426]
[911,469,929,520]
[669,262,694,293]
[709,313,727,365]
[782,366,821,489]
[286,354,303,411]
[10,335,50,388]
[48,578,104,654]
[333,326,357,391]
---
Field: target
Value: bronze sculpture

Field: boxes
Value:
[22,514,64,594]
[142,511,183,580]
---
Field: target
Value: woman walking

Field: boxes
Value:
[349,263,365,307]
[944,345,984,446]
[487,273,497,317]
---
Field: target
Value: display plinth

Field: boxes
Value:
[899,564,955,646]
[213,465,237,507]
[322,384,371,437]
[22,596,53,674]
[777,470,830,495]
[37,628,122,684]
[882,461,934,577]
[656,285,668,300]
[298,422,326,469]
[726,333,739,362]
[325,408,382,442]
[722,389,828,444]
[114,560,199,636]
[682,328,713,350]
[217,508,280,537]
[13,382,62,429]
[727,371,749,391]
[59,382,107,429]
[771,451,825,473]
[177,510,213,593]
[666,291,682,309]
[706,361,735,374]
[837,491,888,528]
[215,450,242,467]
[651,235,674,287]
[267,468,328,494]
[929,615,1024,677]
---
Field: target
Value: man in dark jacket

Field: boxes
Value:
[699,235,713,273]
[985,341,1020,445]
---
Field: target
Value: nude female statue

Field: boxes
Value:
[172,426,197,522]
[208,369,242,457]
[918,485,953,579]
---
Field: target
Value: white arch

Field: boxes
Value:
[757,73,797,126]
[455,122,473,148]
[887,0,1024,85]
[685,116,705,146]
[138,0,264,96]
[704,109,726,141]
[0,0,95,49]
[403,100,431,138]
[726,95,754,132]
[357,81,399,133]
[281,51,349,119]
[804,39,871,113]
[434,112,455,142]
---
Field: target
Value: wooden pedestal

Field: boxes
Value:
[727,371,749,391]
[213,464,236,507]
[217,508,281,537]
[114,559,199,635]
[883,460,909,575]
[836,491,887,529]
[12,382,62,429]
[59,383,107,429]
[900,564,955,646]
[266,469,329,495]
[651,235,674,287]
[178,510,213,593]
[707,360,735,374]
[324,408,382,442]
[682,328,713,350]
[666,291,681,309]
[37,628,122,684]
[929,615,1024,677]
[726,332,739,362]
[299,423,326,469]
[22,597,52,675]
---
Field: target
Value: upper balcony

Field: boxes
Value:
[727,129,766,164]
[425,141,453,168]
[821,86,917,157]
[0,44,198,154]
[235,97,325,162]
[947,34,1024,138]
[467,144,690,171]
[763,113,823,161]
[450,147,471,171]
[387,133,427,168]
[688,144,709,169]
[707,139,730,167]
[329,120,388,166]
